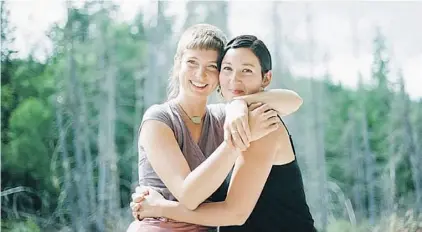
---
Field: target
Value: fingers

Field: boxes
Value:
[227,119,248,151]
[132,211,139,220]
[265,116,281,127]
[248,102,263,111]
[132,211,144,221]
[224,124,234,148]
[255,103,272,114]
[231,128,248,151]
[135,186,150,195]
[226,132,234,148]
[235,118,250,147]
[242,114,252,142]
[132,192,146,203]
[130,202,142,212]
[263,109,278,119]
[266,122,281,134]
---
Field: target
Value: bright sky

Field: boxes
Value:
[7,0,422,99]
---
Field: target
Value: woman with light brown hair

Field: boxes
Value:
[127,24,303,232]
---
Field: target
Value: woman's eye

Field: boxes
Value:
[187,60,196,65]
[209,64,218,69]
[242,69,252,73]
[223,66,232,71]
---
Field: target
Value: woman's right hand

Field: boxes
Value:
[224,99,251,151]
[248,103,281,141]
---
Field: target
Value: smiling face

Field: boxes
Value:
[219,47,271,100]
[177,49,220,99]
[167,24,227,100]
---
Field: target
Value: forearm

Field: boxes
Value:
[234,89,303,116]
[180,141,240,210]
[159,200,243,226]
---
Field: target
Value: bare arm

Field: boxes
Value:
[139,89,299,212]
[234,89,303,116]
[140,121,240,211]
[137,128,284,226]
[222,88,302,148]
[142,100,280,211]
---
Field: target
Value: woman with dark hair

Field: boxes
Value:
[127,24,305,232]
[130,34,316,232]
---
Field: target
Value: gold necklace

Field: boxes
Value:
[177,103,203,125]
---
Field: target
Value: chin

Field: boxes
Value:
[222,93,234,101]
[188,90,212,99]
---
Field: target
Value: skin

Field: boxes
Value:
[137,47,288,214]
[130,47,298,226]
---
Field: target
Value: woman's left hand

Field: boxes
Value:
[130,186,165,220]
[224,100,252,151]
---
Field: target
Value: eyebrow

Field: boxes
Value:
[243,63,255,67]
[186,56,198,60]
[187,56,217,63]
[222,61,255,67]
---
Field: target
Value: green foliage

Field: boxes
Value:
[1,218,42,232]
[373,210,422,232]
[7,97,52,174]
[1,1,420,231]
[326,219,369,232]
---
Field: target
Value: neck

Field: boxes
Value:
[174,94,207,117]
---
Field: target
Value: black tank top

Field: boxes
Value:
[211,119,317,232]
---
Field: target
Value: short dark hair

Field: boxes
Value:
[218,35,272,77]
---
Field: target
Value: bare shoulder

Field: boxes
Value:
[139,102,174,140]
[261,126,286,145]
[139,119,175,148]
[243,128,284,161]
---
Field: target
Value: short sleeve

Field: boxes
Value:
[139,103,174,135]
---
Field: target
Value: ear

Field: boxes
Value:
[262,71,272,88]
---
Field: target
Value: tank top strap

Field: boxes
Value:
[277,115,296,155]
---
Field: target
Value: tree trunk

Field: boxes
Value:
[361,106,376,224]
[66,7,89,229]
[350,113,365,221]
[96,33,107,232]
[399,75,422,212]
[305,4,328,229]
[132,71,146,186]
[54,95,78,232]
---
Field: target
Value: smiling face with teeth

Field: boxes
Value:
[177,49,220,99]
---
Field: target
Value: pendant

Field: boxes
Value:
[191,116,202,124]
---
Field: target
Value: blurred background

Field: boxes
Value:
[1,0,421,231]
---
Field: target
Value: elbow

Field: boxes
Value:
[226,203,252,226]
[233,213,248,226]
[291,90,303,111]
[184,202,199,211]
[230,211,250,226]
[294,94,303,111]
[178,195,200,211]
[284,91,303,116]
[175,184,201,210]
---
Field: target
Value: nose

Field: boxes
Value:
[229,71,241,84]
[195,67,207,80]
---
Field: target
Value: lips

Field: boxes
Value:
[230,89,245,95]
[189,80,208,89]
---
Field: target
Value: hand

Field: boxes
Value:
[130,186,165,220]
[224,100,251,151]
[248,102,281,141]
